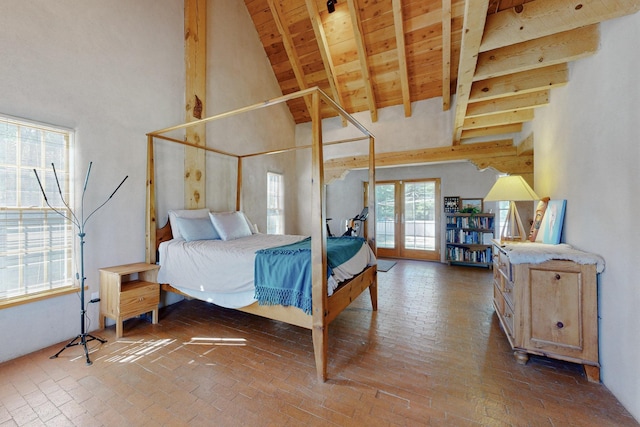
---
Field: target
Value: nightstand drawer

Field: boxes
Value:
[120,281,159,317]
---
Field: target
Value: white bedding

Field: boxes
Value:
[157,234,375,309]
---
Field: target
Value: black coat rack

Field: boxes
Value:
[34,162,127,365]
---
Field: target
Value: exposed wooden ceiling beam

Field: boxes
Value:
[466,90,549,117]
[469,63,569,103]
[392,0,411,117]
[325,139,517,172]
[325,148,533,183]
[480,0,640,52]
[305,0,346,117]
[441,0,452,111]
[452,0,490,145]
[347,0,378,122]
[517,132,534,156]
[470,153,533,175]
[463,109,534,130]
[461,123,522,139]
[267,0,312,113]
[474,24,599,81]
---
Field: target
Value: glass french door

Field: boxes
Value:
[374,179,440,261]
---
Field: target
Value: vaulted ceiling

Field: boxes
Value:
[244,0,639,145]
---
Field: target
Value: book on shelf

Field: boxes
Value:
[482,233,493,245]
[446,246,492,263]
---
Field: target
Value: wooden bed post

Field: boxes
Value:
[146,135,157,264]
[310,90,328,382]
[236,157,242,211]
[367,135,378,310]
[184,0,207,209]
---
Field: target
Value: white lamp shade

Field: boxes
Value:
[484,175,539,202]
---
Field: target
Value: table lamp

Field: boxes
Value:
[484,175,539,243]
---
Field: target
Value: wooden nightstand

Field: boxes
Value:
[99,262,161,338]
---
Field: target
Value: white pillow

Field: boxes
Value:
[211,210,258,234]
[209,211,252,241]
[168,208,210,240]
[174,216,220,242]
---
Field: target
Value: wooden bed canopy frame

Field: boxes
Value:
[145,87,377,381]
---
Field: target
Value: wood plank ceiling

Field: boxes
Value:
[244,0,640,173]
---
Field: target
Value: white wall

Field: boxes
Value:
[528,13,640,421]
[0,0,185,362]
[295,96,452,161]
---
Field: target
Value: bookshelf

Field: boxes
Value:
[445,212,495,268]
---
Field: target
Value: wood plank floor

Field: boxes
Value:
[0,260,637,426]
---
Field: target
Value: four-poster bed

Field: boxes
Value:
[145,87,377,381]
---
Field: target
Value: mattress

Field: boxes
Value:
[157,234,375,309]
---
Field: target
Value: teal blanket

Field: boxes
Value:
[254,236,365,314]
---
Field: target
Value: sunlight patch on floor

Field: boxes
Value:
[99,338,176,363]
[184,337,247,346]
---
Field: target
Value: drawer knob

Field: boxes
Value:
[556,321,564,329]
[555,274,561,280]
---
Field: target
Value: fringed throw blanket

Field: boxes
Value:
[254,236,365,314]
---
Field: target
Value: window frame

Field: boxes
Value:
[266,171,284,234]
[0,114,76,308]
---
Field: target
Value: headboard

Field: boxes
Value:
[157,220,173,252]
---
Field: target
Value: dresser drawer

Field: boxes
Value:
[503,276,514,309]
[503,301,515,340]
[498,250,511,281]
[493,281,504,314]
[493,260,501,282]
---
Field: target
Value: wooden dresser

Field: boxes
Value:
[492,240,603,382]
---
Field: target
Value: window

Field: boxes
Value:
[491,173,509,238]
[497,200,509,237]
[266,172,284,234]
[0,115,74,303]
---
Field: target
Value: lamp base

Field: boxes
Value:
[500,201,527,242]
[50,332,107,365]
